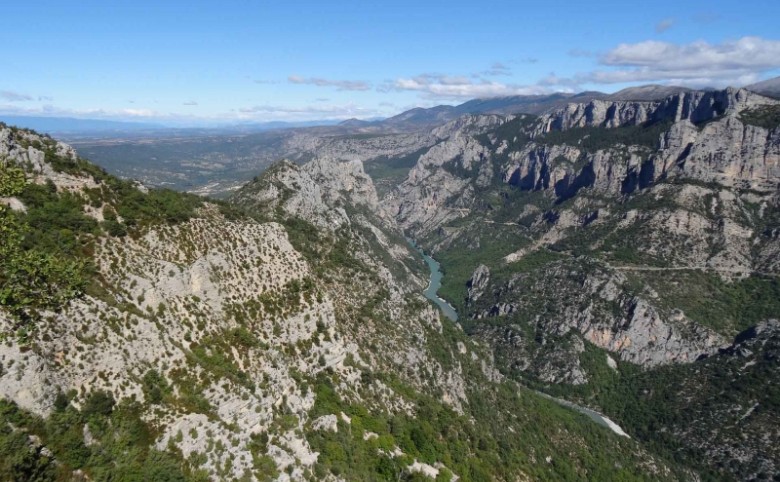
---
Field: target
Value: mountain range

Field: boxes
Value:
[5,77,778,138]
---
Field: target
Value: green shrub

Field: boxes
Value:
[0,162,26,197]
[83,391,115,417]
[740,105,780,129]
[142,369,170,405]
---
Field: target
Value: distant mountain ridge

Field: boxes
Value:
[746,76,780,98]
[0,115,164,134]
[6,78,778,137]
[346,85,705,132]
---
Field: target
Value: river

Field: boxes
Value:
[409,239,629,438]
[534,391,630,437]
[407,239,458,321]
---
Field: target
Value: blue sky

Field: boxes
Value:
[2,0,779,125]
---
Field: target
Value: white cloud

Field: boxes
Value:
[0,103,170,121]
[537,73,579,91]
[236,102,380,120]
[386,73,550,100]
[569,48,596,58]
[481,62,512,76]
[1,90,34,102]
[288,75,371,91]
[120,108,160,117]
[655,18,675,33]
[183,101,198,106]
[1,98,385,124]
[581,36,780,87]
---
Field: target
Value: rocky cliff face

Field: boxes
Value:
[384,115,512,239]
[469,261,725,369]
[231,157,382,229]
[536,87,777,132]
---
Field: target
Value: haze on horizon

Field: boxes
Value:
[2,0,780,127]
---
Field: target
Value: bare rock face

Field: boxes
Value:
[657,116,780,191]
[385,116,507,238]
[536,88,778,133]
[389,89,778,239]
[232,157,381,229]
[472,263,725,369]
[466,264,490,302]
[430,114,506,139]
[502,115,780,203]
[480,88,779,212]
[305,156,380,210]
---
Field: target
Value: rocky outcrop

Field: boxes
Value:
[657,116,780,191]
[232,157,381,229]
[500,116,780,203]
[385,116,504,237]
[470,262,725,368]
[388,88,779,238]
[466,264,490,301]
[536,87,778,133]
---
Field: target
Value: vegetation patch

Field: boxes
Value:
[364,147,430,197]
[740,105,780,130]
[0,397,201,481]
[537,121,671,152]
[631,270,780,335]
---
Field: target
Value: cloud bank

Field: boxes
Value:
[288,75,371,91]
[587,36,780,86]
[386,74,550,100]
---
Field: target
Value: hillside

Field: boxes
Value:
[380,86,780,479]
[0,123,694,481]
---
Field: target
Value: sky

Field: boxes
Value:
[2,0,780,126]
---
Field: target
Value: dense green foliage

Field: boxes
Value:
[0,165,88,323]
[0,397,198,481]
[305,369,680,481]
[740,105,780,129]
[364,147,430,197]
[634,271,780,335]
[532,333,780,481]
[0,163,26,196]
[537,121,671,152]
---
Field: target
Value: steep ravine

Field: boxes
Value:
[412,236,631,438]
[378,85,780,480]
